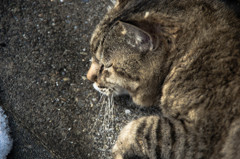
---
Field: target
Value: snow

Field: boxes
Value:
[0,106,12,159]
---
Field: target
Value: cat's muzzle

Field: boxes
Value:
[93,83,129,96]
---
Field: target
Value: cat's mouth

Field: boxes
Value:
[93,82,128,96]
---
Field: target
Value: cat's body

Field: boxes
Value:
[87,0,240,158]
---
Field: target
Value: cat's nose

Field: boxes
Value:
[87,62,99,82]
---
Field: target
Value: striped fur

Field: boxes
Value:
[112,116,208,159]
[87,0,240,158]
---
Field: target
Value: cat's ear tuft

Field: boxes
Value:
[118,21,154,52]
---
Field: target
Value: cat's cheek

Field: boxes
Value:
[131,95,147,106]
[106,76,139,96]
[105,74,126,90]
[131,93,155,107]
[114,88,129,96]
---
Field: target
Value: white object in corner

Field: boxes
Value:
[0,106,13,159]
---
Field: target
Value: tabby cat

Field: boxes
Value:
[87,0,240,158]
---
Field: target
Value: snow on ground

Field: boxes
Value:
[0,106,12,159]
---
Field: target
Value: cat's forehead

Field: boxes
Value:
[90,18,115,58]
[90,25,103,56]
[94,44,103,61]
[90,27,107,62]
[90,20,120,61]
[90,31,112,64]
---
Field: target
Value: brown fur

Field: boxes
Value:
[87,0,240,158]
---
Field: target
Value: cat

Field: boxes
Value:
[87,0,240,158]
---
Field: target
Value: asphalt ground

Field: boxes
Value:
[0,0,239,159]
[0,0,153,158]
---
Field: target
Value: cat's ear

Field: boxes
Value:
[118,21,155,52]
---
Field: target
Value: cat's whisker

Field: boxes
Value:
[110,94,114,121]
[103,95,109,130]
[100,95,107,114]
[107,95,112,130]
[90,95,107,134]
[97,93,104,105]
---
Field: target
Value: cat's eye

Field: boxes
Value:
[99,63,112,74]
[99,64,104,74]
[105,63,113,68]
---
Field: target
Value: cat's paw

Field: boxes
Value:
[112,116,160,159]
[221,118,240,159]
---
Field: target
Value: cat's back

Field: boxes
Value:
[160,1,240,116]
[160,0,240,113]
[159,1,240,156]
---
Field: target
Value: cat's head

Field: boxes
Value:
[87,0,178,106]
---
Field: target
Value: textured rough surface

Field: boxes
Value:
[0,0,149,158]
[0,0,239,159]
[6,111,55,159]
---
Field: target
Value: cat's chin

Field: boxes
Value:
[93,83,129,96]
[114,89,129,96]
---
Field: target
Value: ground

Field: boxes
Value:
[0,0,155,158]
[0,0,239,159]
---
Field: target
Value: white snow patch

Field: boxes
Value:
[0,106,12,159]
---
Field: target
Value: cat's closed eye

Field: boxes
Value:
[99,63,112,74]
[105,63,113,68]
[99,64,104,74]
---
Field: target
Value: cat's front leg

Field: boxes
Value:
[112,115,198,159]
[112,116,160,159]
[113,115,187,159]
[220,118,240,159]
